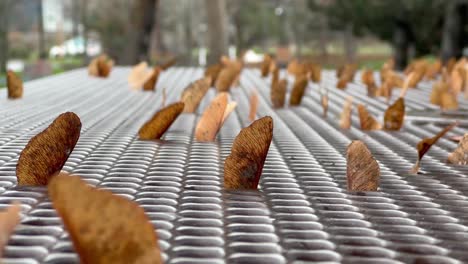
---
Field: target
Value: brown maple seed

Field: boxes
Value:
[321,94,328,118]
[88,55,113,78]
[143,67,162,91]
[411,122,458,174]
[310,64,321,83]
[16,112,81,186]
[289,75,308,106]
[128,62,153,89]
[138,102,184,140]
[215,66,238,92]
[180,77,211,113]
[261,54,272,77]
[339,96,353,129]
[271,79,287,108]
[357,104,382,130]
[249,92,259,121]
[447,133,468,165]
[204,63,223,86]
[160,57,177,70]
[384,98,405,130]
[224,116,273,189]
[7,70,23,99]
[195,93,229,142]
[347,140,380,191]
[0,202,21,258]
[48,173,161,264]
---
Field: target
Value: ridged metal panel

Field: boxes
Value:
[0,67,467,263]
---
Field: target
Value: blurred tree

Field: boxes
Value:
[309,0,446,69]
[441,1,467,63]
[0,0,10,74]
[129,0,159,63]
[37,0,46,59]
[205,0,228,64]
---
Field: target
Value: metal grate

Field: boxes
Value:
[0,67,467,263]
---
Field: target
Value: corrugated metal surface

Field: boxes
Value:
[0,67,467,264]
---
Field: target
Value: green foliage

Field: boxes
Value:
[308,0,446,56]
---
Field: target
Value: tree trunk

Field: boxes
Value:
[441,1,465,63]
[205,0,228,65]
[393,20,411,70]
[81,0,88,64]
[343,24,356,63]
[0,0,9,74]
[72,0,80,38]
[38,0,46,59]
[128,0,158,64]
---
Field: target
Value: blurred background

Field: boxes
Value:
[0,0,466,84]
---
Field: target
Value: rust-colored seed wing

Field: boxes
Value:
[310,64,321,83]
[180,77,211,113]
[195,93,228,142]
[160,57,177,70]
[260,55,272,77]
[448,133,468,165]
[97,56,112,78]
[143,67,162,91]
[204,64,223,86]
[289,76,308,106]
[249,92,259,121]
[0,202,21,258]
[339,96,353,129]
[384,98,405,130]
[88,58,99,76]
[321,94,328,118]
[271,79,287,108]
[48,174,162,264]
[411,122,458,173]
[16,112,81,186]
[441,92,458,110]
[6,70,23,99]
[346,140,380,191]
[215,67,238,92]
[138,102,184,140]
[357,104,382,130]
[224,116,273,189]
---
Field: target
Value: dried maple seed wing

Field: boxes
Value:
[271,79,287,108]
[339,96,353,129]
[222,102,237,125]
[441,91,458,110]
[384,98,405,130]
[357,104,382,130]
[411,122,458,174]
[321,94,328,118]
[289,75,308,106]
[16,112,81,186]
[6,70,23,99]
[48,173,162,264]
[195,93,228,142]
[204,64,223,86]
[310,64,321,83]
[0,202,21,258]
[138,102,184,140]
[224,116,273,189]
[143,67,162,91]
[160,57,177,70]
[97,56,112,77]
[249,92,259,121]
[215,67,238,92]
[448,133,468,165]
[180,77,211,113]
[346,140,380,191]
[260,54,272,77]
[128,62,152,89]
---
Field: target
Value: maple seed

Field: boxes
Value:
[204,64,223,86]
[195,93,229,142]
[16,112,81,186]
[48,173,162,264]
[138,102,184,140]
[346,140,380,191]
[384,98,405,130]
[224,116,273,189]
[215,67,239,92]
[289,75,308,106]
[321,94,328,118]
[0,202,21,258]
[7,70,23,99]
[180,77,211,113]
[271,79,287,108]
[143,67,162,91]
[249,92,259,121]
[447,133,468,165]
[357,104,382,130]
[339,96,353,129]
[411,122,458,174]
